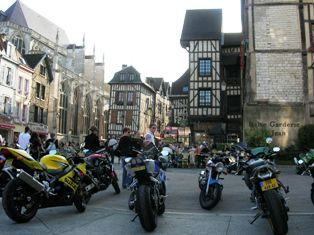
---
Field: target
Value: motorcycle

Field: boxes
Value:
[294,149,314,175]
[309,163,314,205]
[125,144,168,232]
[244,146,289,235]
[83,147,120,195]
[225,143,246,174]
[0,146,91,223]
[198,155,226,210]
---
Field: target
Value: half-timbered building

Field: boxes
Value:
[108,65,155,138]
[180,9,243,144]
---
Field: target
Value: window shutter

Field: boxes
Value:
[115,92,119,104]
[111,110,117,123]
[29,105,35,122]
[125,110,132,125]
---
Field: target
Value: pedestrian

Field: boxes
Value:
[131,131,143,152]
[107,135,118,164]
[29,132,44,160]
[115,127,133,189]
[44,133,58,154]
[18,126,31,153]
[84,125,100,152]
[143,123,157,147]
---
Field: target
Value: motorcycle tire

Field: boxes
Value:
[112,178,120,194]
[295,165,304,175]
[244,172,253,190]
[136,184,157,232]
[2,178,38,223]
[0,172,12,197]
[73,183,89,213]
[199,184,222,210]
[311,184,314,205]
[263,190,288,235]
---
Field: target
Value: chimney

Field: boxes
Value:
[122,64,127,70]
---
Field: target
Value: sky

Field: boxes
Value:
[0,0,242,83]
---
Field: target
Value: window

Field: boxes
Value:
[40,65,46,76]
[4,97,11,114]
[22,105,27,121]
[198,89,212,107]
[127,91,134,105]
[34,106,44,123]
[199,58,212,77]
[182,86,188,92]
[115,91,124,105]
[120,73,126,81]
[117,110,124,124]
[130,74,135,81]
[18,77,23,93]
[6,67,12,85]
[12,35,25,54]
[36,83,40,98]
[24,79,29,95]
[41,85,45,100]
[16,102,21,119]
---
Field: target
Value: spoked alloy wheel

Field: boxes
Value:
[199,184,222,210]
[2,178,39,223]
[136,184,157,232]
[263,190,288,235]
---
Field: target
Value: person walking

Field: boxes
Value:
[29,132,44,160]
[116,127,133,189]
[18,126,31,153]
[84,126,100,152]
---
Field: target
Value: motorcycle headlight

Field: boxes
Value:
[298,159,304,165]
[215,162,224,173]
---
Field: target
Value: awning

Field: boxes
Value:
[0,123,15,129]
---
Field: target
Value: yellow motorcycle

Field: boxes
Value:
[0,146,91,223]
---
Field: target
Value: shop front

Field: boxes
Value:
[0,114,15,145]
[28,122,49,140]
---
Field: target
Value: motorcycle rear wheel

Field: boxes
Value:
[263,190,288,235]
[136,184,157,232]
[199,184,222,210]
[2,178,39,223]
[111,175,120,194]
[244,172,253,190]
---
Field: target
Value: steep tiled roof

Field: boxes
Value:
[23,53,54,83]
[171,69,189,95]
[1,1,69,45]
[180,9,222,48]
[146,77,163,92]
[223,33,242,47]
[109,66,142,84]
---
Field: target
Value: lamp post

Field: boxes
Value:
[221,80,227,142]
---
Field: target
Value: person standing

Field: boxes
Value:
[84,126,100,152]
[108,135,118,164]
[144,123,157,147]
[29,132,44,160]
[44,133,58,154]
[116,127,133,189]
[18,126,31,153]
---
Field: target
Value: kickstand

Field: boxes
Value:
[249,211,262,224]
[131,214,138,222]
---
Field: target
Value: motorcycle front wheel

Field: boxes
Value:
[2,178,39,223]
[136,184,157,232]
[263,190,288,235]
[111,172,120,194]
[199,184,222,210]
[311,184,314,205]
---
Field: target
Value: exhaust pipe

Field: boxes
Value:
[17,170,45,192]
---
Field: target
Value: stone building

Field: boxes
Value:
[241,0,314,147]
[0,1,108,144]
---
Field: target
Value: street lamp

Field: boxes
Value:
[221,80,227,142]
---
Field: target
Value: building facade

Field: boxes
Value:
[241,0,314,147]
[179,9,243,144]
[0,1,108,144]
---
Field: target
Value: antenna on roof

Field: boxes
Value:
[56,28,59,45]
[83,33,85,47]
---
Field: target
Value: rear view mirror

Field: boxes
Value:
[266,137,273,144]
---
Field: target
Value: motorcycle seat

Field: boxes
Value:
[247,159,266,170]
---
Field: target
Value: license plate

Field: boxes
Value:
[260,178,279,191]
[131,165,146,172]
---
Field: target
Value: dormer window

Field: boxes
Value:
[120,73,126,81]
[182,86,188,92]
[40,64,46,76]
[130,74,135,81]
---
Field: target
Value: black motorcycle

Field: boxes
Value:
[125,145,167,232]
[244,146,289,235]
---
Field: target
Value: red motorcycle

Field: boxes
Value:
[83,147,120,195]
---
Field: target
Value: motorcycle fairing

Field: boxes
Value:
[207,179,221,185]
